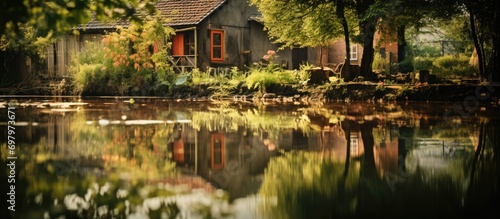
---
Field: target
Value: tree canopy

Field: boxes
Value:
[0,0,157,38]
[249,0,345,48]
[252,0,500,82]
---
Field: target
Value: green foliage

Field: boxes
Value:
[413,56,435,71]
[191,68,216,85]
[245,69,279,93]
[1,0,158,37]
[431,54,477,77]
[259,151,359,219]
[432,54,465,69]
[69,15,175,95]
[0,22,55,76]
[245,50,298,93]
[69,42,106,94]
[296,62,313,85]
[398,58,414,73]
[372,53,390,72]
[249,0,345,48]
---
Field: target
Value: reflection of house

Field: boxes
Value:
[169,124,278,200]
[321,125,365,161]
[279,129,315,150]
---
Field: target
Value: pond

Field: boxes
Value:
[1,97,499,219]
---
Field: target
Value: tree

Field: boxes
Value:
[249,0,344,61]
[0,0,158,85]
[0,0,157,38]
[251,0,359,80]
[463,0,500,82]
[402,0,499,82]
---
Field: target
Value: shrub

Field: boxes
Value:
[69,15,175,95]
[245,50,299,93]
[413,56,434,71]
[245,69,279,93]
[398,58,414,73]
[431,54,477,77]
[372,53,389,72]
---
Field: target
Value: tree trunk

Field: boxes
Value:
[487,29,500,82]
[359,20,376,78]
[336,0,353,81]
[343,121,351,178]
[397,25,406,63]
[469,11,486,82]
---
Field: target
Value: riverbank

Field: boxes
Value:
[1,79,499,103]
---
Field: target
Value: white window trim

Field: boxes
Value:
[350,44,358,61]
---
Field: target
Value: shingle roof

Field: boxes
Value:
[157,0,227,26]
[74,18,129,31]
[75,0,227,31]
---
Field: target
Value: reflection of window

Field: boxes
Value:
[350,133,359,155]
[210,30,224,63]
[173,139,185,163]
[350,44,358,60]
[211,133,224,169]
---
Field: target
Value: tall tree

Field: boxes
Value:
[463,0,500,82]
[354,0,377,77]
[251,0,361,79]
[403,0,499,82]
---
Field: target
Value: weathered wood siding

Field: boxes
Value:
[47,34,103,77]
[196,0,318,71]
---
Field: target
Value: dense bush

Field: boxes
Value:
[69,16,175,95]
[244,50,302,93]
[431,54,477,77]
[413,56,435,71]
[372,53,389,73]
[398,58,414,73]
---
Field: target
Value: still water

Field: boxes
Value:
[1,97,499,219]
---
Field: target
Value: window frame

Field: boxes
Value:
[350,44,358,61]
[211,133,225,169]
[210,29,224,63]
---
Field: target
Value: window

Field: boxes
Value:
[350,44,358,60]
[211,133,224,169]
[184,33,195,55]
[350,133,359,156]
[172,31,195,56]
[210,30,224,62]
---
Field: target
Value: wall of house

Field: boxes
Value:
[248,21,282,67]
[327,30,399,73]
[374,32,399,73]
[327,40,363,68]
[194,0,258,71]
[195,0,318,71]
[47,33,103,77]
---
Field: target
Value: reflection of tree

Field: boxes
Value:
[191,107,314,145]
[464,119,500,217]
[356,120,388,217]
[259,151,359,219]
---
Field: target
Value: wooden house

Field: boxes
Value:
[155,0,319,72]
[46,0,319,77]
